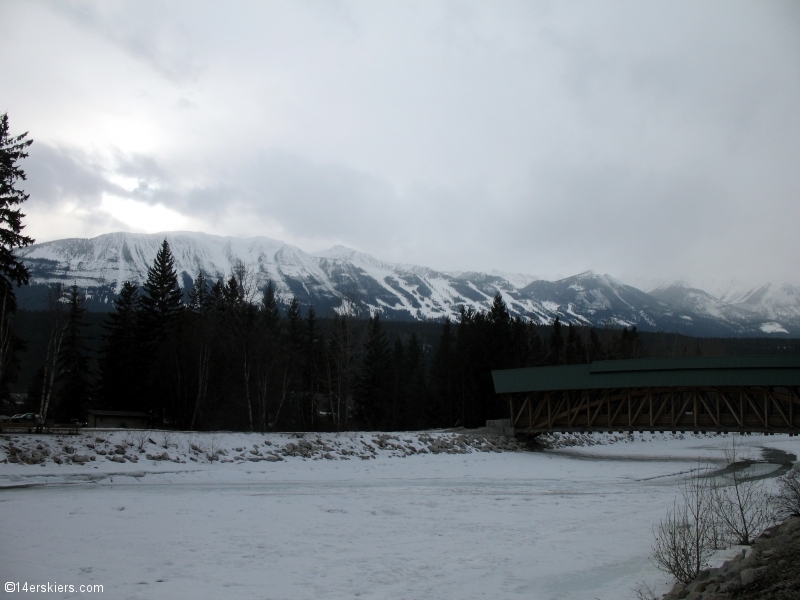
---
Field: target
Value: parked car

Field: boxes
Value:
[10,413,41,424]
[0,415,10,422]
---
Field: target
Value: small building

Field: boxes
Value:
[86,410,150,429]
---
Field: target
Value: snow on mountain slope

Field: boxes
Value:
[14,232,800,336]
[729,283,800,322]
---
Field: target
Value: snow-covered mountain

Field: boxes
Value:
[14,231,800,337]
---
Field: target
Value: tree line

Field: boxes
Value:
[25,240,653,431]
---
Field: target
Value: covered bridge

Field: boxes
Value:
[492,356,800,436]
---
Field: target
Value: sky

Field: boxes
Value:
[1,0,799,291]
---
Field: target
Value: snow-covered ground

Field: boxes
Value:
[1,430,797,600]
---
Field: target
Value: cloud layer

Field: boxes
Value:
[2,0,799,288]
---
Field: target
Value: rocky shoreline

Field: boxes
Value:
[0,429,525,467]
[661,516,800,600]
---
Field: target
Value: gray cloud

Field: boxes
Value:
[3,0,799,290]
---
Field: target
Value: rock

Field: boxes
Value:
[191,443,203,453]
[52,456,63,464]
[63,445,75,454]
[71,454,91,464]
[97,449,107,455]
[110,456,125,463]
[114,446,126,455]
[247,457,260,462]
[739,566,765,586]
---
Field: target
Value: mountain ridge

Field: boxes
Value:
[14,231,800,337]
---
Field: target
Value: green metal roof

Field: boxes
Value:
[492,355,800,393]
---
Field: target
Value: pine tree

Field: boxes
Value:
[354,313,390,430]
[0,113,35,309]
[53,286,91,421]
[188,272,211,314]
[284,296,304,426]
[98,281,142,410]
[564,323,586,365]
[549,316,564,365]
[301,305,324,430]
[587,328,603,362]
[0,114,34,403]
[139,240,183,335]
[389,336,406,429]
[431,317,456,427]
[404,333,429,429]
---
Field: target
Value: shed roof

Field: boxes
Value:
[492,355,800,394]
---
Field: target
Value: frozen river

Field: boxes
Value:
[1,431,796,599]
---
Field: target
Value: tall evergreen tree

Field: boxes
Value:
[188,272,211,314]
[354,313,390,430]
[52,285,91,421]
[548,316,564,365]
[404,333,429,429]
[389,335,406,429]
[0,114,34,408]
[99,281,141,410]
[431,317,456,427]
[301,305,324,430]
[139,239,183,335]
[564,323,586,365]
[587,328,603,362]
[0,113,35,309]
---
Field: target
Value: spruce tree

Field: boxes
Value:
[99,281,142,410]
[302,305,324,429]
[431,317,456,426]
[404,333,429,429]
[389,336,406,429]
[587,328,603,362]
[53,286,91,421]
[0,114,34,405]
[188,272,211,314]
[564,323,586,364]
[549,316,564,365]
[0,113,35,309]
[354,313,390,430]
[139,239,183,335]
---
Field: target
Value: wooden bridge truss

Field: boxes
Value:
[506,385,800,435]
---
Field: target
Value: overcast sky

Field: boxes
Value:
[2,0,798,290]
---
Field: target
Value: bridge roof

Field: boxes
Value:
[492,355,800,393]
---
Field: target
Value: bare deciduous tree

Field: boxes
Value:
[39,284,68,421]
[133,430,150,452]
[710,437,775,546]
[651,468,716,584]
[774,465,800,519]
[632,581,659,600]
[205,435,223,463]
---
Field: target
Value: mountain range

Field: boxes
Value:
[14,231,800,337]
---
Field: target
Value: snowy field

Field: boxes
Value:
[1,430,798,600]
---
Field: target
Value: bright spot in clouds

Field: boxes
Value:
[1,0,799,289]
[100,196,204,234]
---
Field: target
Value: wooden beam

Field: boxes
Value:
[608,392,626,426]
[513,396,529,428]
[766,389,791,427]
[698,393,718,427]
[742,390,767,427]
[717,389,742,427]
